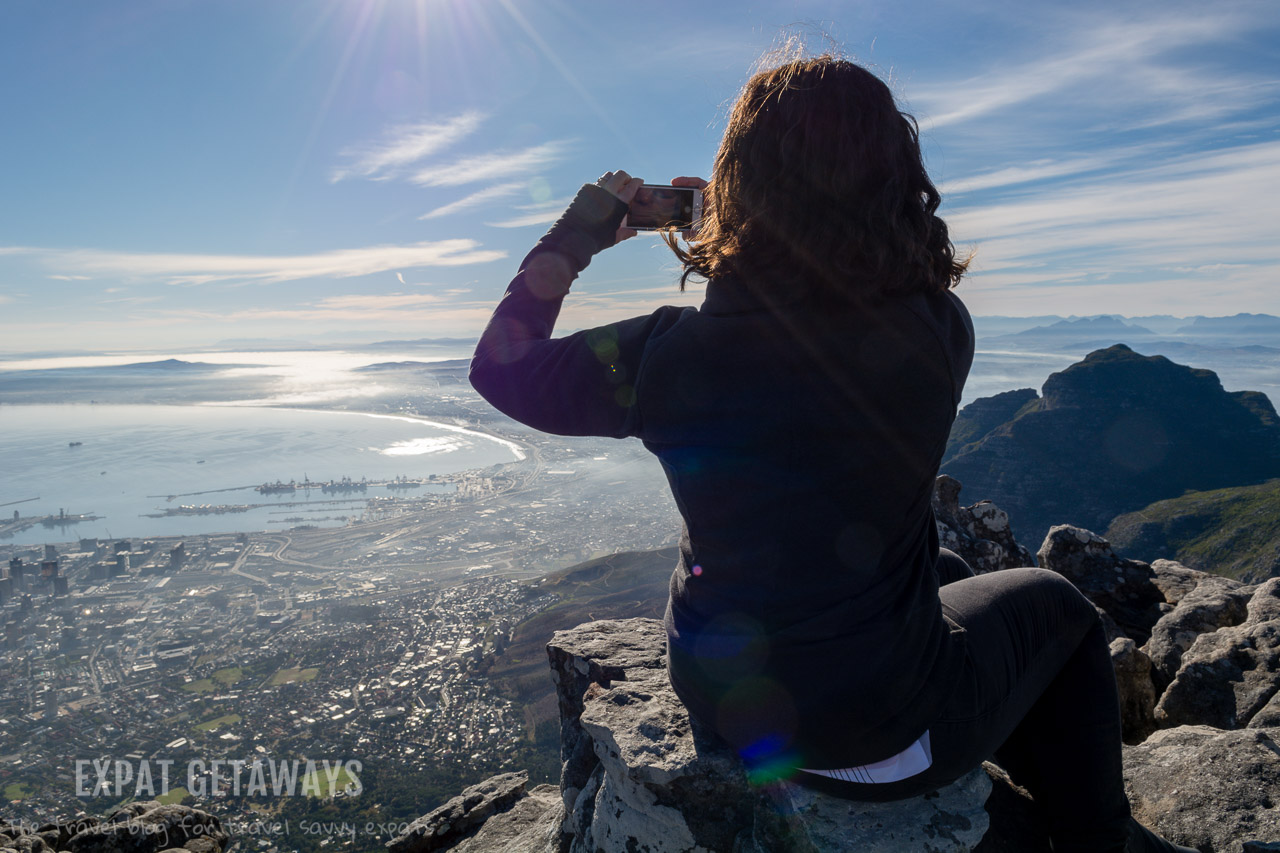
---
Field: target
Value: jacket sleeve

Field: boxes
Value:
[470,184,686,438]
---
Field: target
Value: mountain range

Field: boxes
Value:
[941,344,1280,545]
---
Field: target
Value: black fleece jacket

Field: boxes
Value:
[471,184,975,771]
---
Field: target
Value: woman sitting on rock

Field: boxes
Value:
[470,51,1194,853]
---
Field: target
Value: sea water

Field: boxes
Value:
[0,405,520,544]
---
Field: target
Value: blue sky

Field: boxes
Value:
[1,0,1277,354]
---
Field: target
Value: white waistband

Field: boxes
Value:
[798,730,932,784]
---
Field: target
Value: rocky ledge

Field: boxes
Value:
[391,480,1280,852]
[1,801,228,853]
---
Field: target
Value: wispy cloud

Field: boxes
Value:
[32,240,506,286]
[420,185,521,220]
[913,10,1270,131]
[410,141,570,188]
[487,196,574,228]
[950,139,1280,313]
[332,112,485,181]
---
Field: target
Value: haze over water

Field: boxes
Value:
[0,404,519,545]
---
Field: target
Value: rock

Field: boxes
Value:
[386,771,530,853]
[1110,638,1158,744]
[178,837,220,853]
[1037,525,1167,643]
[66,803,226,853]
[1156,578,1280,729]
[1147,558,1212,606]
[547,617,992,853]
[416,783,561,853]
[1143,572,1252,690]
[36,818,99,852]
[1123,725,1280,852]
[933,475,1036,573]
[973,763,1050,853]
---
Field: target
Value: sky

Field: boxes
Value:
[1,0,1278,355]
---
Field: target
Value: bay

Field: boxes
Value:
[0,405,521,544]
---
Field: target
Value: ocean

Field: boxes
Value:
[0,405,521,545]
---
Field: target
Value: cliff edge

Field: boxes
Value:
[391,482,1280,852]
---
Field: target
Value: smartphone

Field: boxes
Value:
[626,184,702,231]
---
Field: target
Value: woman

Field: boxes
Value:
[471,55,1193,853]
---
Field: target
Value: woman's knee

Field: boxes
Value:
[941,567,1101,649]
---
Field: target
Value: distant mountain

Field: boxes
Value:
[1006,316,1156,339]
[969,315,1068,337]
[1175,313,1280,336]
[355,361,442,372]
[115,358,234,371]
[944,387,1038,464]
[942,344,1280,545]
[1106,479,1280,582]
[363,337,479,350]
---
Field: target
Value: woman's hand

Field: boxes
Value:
[671,175,708,241]
[595,170,645,244]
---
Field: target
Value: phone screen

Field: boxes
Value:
[627,185,697,230]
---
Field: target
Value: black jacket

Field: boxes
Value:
[471,185,975,771]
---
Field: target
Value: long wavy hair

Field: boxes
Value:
[669,55,968,299]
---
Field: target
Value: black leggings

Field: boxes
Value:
[806,552,1131,852]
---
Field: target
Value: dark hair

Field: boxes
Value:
[669,55,968,298]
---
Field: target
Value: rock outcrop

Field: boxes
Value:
[933,475,1036,572]
[545,619,992,853]
[1156,577,1280,730]
[1,803,227,853]
[387,771,557,853]
[1124,726,1280,852]
[398,500,1280,851]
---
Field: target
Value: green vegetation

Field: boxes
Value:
[156,786,191,805]
[182,678,217,694]
[213,666,244,686]
[4,781,34,800]
[1106,479,1280,582]
[269,667,320,686]
[485,547,676,737]
[194,713,242,732]
[299,765,360,798]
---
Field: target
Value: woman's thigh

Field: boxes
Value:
[927,568,1103,777]
[801,567,1103,801]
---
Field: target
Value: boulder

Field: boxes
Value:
[386,771,531,853]
[1143,572,1252,690]
[1110,638,1158,744]
[434,783,561,853]
[35,819,99,852]
[66,803,226,853]
[1037,526,1167,643]
[933,475,1036,573]
[1156,578,1280,729]
[546,618,993,853]
[1123,725,1280,853]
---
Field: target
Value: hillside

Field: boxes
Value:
[942,344,1280,545]
[483,548,677,735]
[1106,479,1280,582]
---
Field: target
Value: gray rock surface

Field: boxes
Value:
[1156,577,1280,729]
[549,618,992,853]
[65,803,226,853]
[386,771,531,853]
[933,475,1036,573]
[1037,525,1167,643]
[1143,571,1252,690]
[1110,637,1159,744]
[436,784,562,853]
[1123,725,1280,853]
